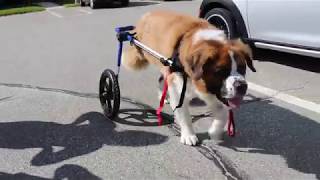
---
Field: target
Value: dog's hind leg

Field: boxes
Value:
[122,45,148,71]
[168,73,198,146]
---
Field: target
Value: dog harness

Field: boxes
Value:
[156,47,187,125]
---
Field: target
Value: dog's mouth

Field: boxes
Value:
[227,96,243,109]
[216,93,243,109]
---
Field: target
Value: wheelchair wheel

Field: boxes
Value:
[99,69,120,119]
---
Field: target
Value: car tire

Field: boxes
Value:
[204,8,237,39]
[120,0,129,7]
[90,0,98,9]
[80,0,85,6]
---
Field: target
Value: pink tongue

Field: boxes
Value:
[228,98,242,108]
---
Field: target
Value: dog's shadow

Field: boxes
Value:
[115,108,173,126]
[218,95,320,179]
[115,97,174,126]
[0,112,168,166]
[0,164,101,180]
[115,97,209,127]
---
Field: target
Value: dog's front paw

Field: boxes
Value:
[180,133,199,146]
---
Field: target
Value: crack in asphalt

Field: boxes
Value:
[0,82,98,98]
[0,82,294,106]
[281,75,317,94]
[0,82,247,180]
[281,80,310,93]
[121,99,246,180]
[168,123,245,180]
[0,96,14,103]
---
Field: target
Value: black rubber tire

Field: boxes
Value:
[80,0,85,6]
[204,8,237,39]
[120,0,129,6]
[90,0,98,9]
[99,69,120,119]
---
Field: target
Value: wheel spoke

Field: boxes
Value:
[106,99,112,112]
[103,104,110,114]
[107,78,114,100]
[102,92,109,99]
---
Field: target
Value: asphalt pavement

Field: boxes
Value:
[0,1,319,179]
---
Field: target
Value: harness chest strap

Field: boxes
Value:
[156,74,187,125]
[169,43,188,111]
[156,78,169,126]
[156,47,187,125]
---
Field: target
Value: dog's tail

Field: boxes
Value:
[122,46,149,71]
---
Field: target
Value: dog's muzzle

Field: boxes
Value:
[234,80,248,96]
[219,75,248,108]
[222,75,247,98]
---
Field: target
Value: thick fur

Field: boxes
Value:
[122,10,212,72]
[122,10,255,146]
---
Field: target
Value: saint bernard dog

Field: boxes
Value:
[122,10,256,146]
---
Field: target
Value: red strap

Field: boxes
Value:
[156,78,169,126]
[227,109,235,137]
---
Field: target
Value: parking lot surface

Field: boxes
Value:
[1,1,319,179]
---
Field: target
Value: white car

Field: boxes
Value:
[199,0,320,58]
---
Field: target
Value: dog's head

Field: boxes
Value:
[181,37,256,108]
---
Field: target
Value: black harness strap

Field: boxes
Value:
[169,44,188,111]
[174,72,187,111]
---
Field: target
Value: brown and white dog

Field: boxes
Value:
[122,10,256,146]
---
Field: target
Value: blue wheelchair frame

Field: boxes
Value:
[115,26,174,75]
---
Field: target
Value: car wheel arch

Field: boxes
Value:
[200,0,249,40]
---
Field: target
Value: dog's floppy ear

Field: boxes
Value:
[231,39,256,72]
[183,52,204,81]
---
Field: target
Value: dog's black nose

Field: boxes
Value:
[235,81,248,96]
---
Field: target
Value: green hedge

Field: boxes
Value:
[0,0,75,7]
[0,5,45,16]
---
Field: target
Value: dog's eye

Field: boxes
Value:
[237,65,246,75]
[214,67,229,77]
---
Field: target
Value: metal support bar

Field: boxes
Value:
[116,41,123,75]
[115,25,174,67]
[132,39,173,66]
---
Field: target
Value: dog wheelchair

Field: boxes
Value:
[99,25,235,136]
[99,26,184,123]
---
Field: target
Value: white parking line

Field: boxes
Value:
[47,10,63,18]
[78,9,93,15]
[46,6,64,10]
[248,82,320,114]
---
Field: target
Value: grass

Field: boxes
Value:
[64,3,79,8]
[58,0,79,8]
[0,5,45,17]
